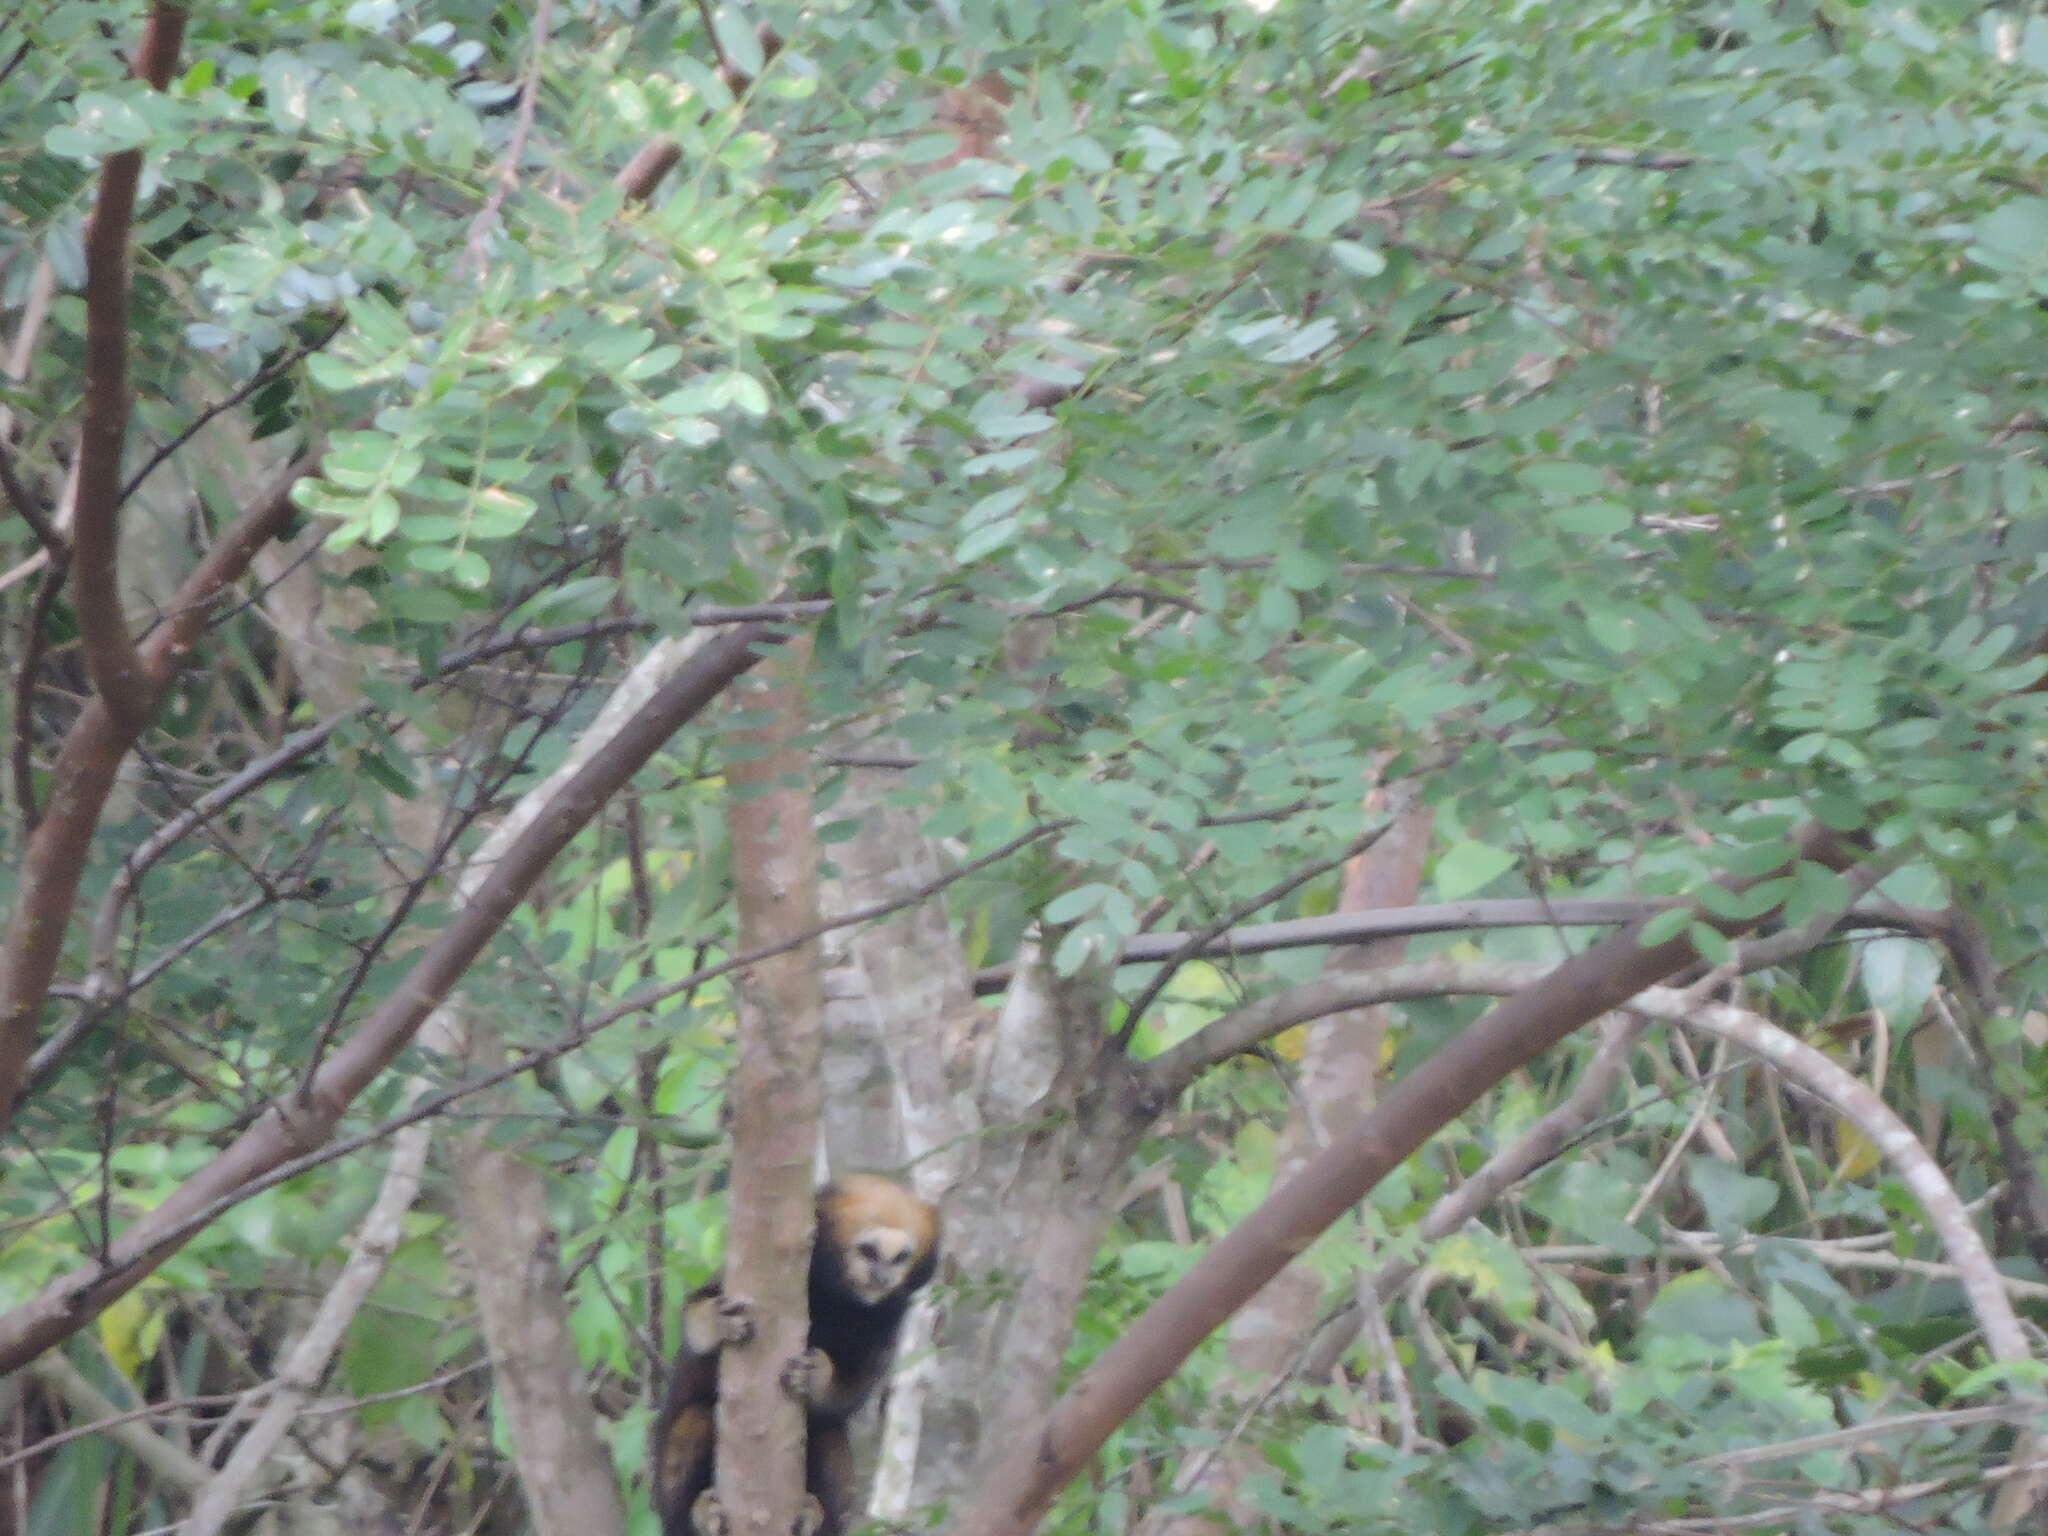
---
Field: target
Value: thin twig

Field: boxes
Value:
[9,554,67,829]
[459,0,554,275]
[0,438,62,557]
[86,714,354,986]
[1112,819,1393,1047]
[118,314,345,508]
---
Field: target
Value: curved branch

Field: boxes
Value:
[1138,867,1919,1091]
[1635,986,2048,1530]
[0,452,317,1136]
[973,897,1923,997]
[1634,987,2028,1365]
[1145,960,1546,1097]
[959,825,1855,1535]
[72,3,188,731]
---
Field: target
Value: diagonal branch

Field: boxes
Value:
[1111,818,1391,1049]
[960,825,1859,1535]
[0,620,777,1373]
[0,437,63,558]
[0,451,319,1136]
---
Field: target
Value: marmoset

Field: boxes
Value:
[652,1175,940,1536]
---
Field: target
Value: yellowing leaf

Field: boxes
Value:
[1833,1119,1883,1181]
[98,1289,161,1382]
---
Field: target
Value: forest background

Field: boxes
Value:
[3,1,2048,1534]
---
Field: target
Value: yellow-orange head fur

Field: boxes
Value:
[815,1174,939,1306]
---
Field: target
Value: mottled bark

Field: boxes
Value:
[459,1139,630,1534]
[814,766,1136,1522]
[716,637,825,1536]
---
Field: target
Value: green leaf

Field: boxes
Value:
[1518,462,1607,500]
[1434,840,1514,899]
[1330,239,1386,277]
[1860,937,1938,1022]
[1689,1157,1780,1231]
[1551,500,1632,537]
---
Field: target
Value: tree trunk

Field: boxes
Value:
[716,636,825,1536]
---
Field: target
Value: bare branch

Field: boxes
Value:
[28,1349,209,1490]
[976,895,1926,997]
[182,1120,431,1533]
[1113,818,1391,1048]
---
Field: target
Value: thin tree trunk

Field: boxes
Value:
[813,766,1135,1520]
[716,635,826,1536]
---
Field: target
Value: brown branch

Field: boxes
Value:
[614,139,682,202]
[0,620,775,1372]
[0,451,316,1136]
[974,896,1923,997]
[1113,819,1392,1048]
[958,825,1857,1535]
[717,634,825,1536]
[72,3,188,732]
